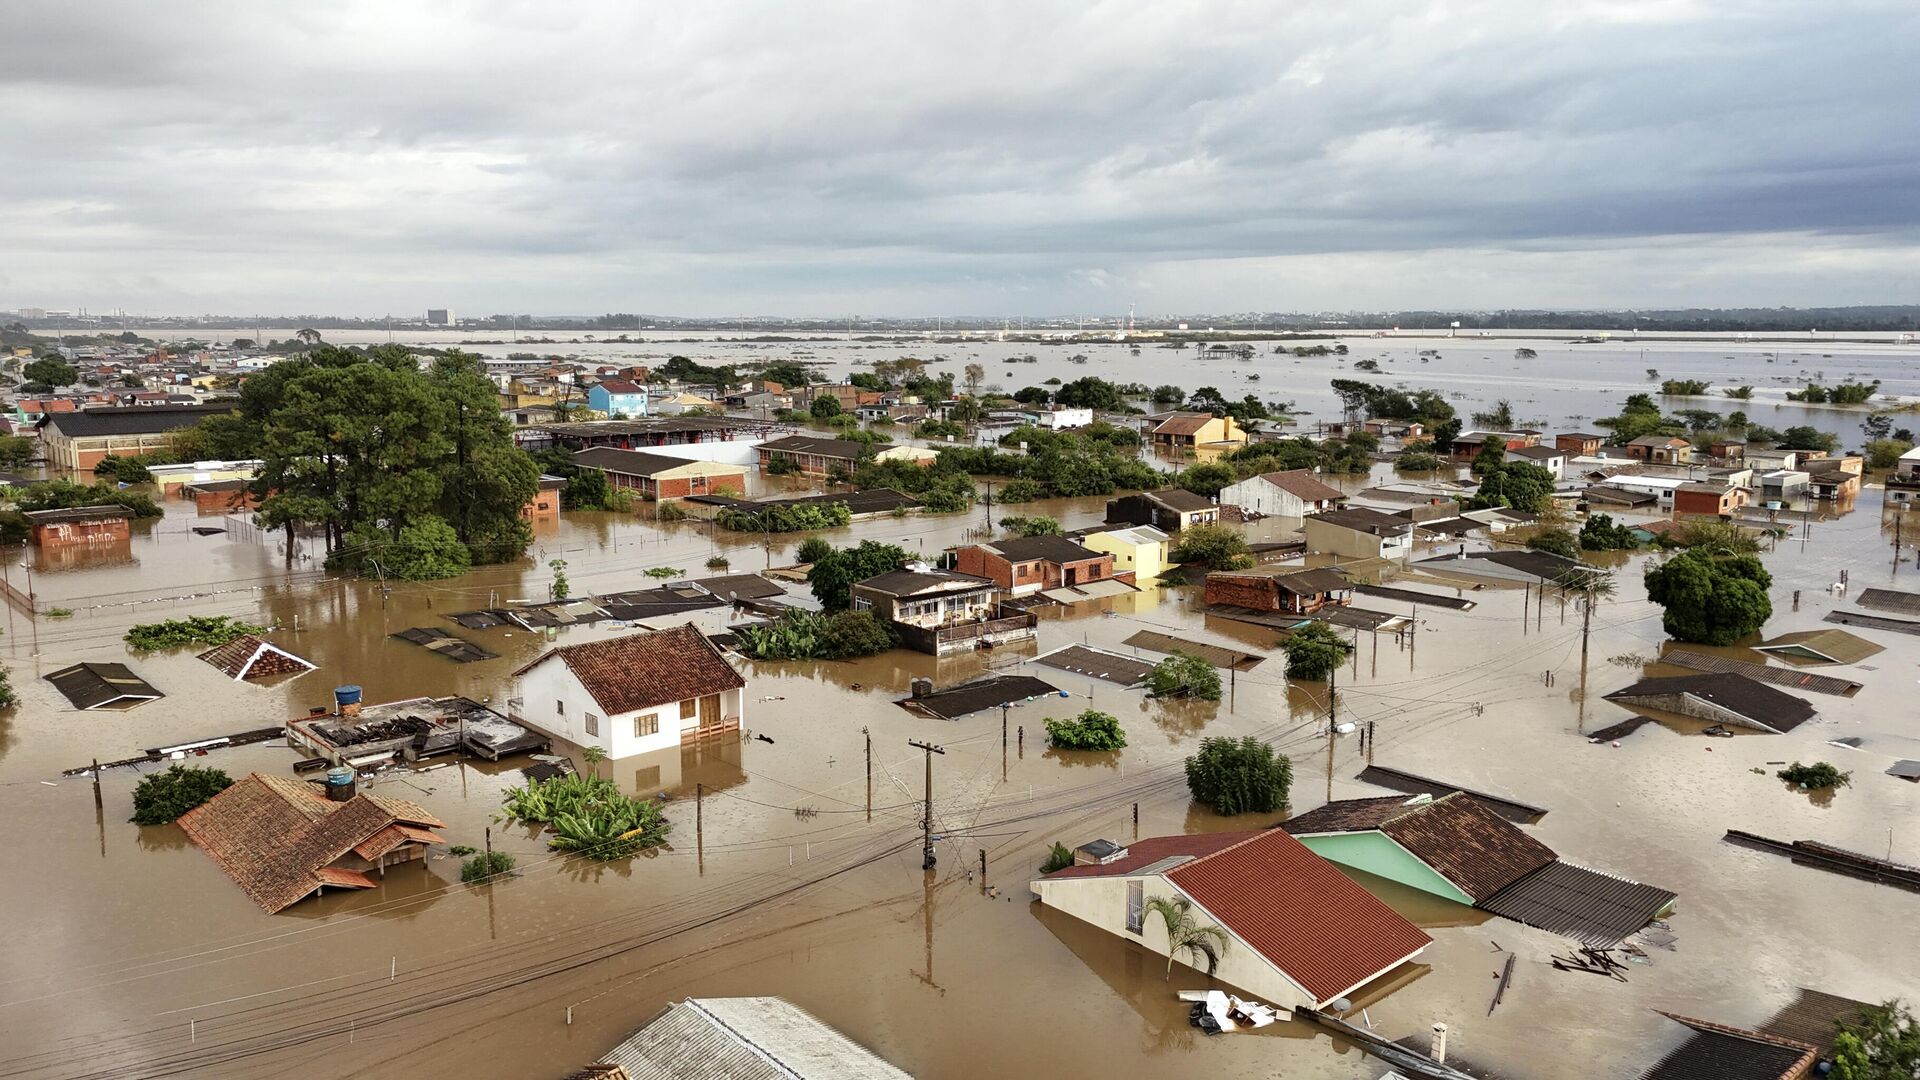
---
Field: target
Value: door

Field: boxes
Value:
[696,694,726,739]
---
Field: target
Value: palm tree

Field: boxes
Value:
[580,744,607,779]
[1143,895,1230,979]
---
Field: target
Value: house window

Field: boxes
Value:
[584,712,599,737]
[679,699,697,720]
[1125,879,1144,934]
[636,714,659,738]
[556,700,566,716]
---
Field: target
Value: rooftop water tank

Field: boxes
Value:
[325,766,356,802]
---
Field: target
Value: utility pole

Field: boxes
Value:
[863,727,872,822]
[696,783,705,874]
[909,740,945,870]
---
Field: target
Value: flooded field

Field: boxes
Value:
[2,462,1918,1078]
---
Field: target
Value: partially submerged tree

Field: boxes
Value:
[130,765,234,825]
[1143,895,1231,978]
[1147,652,1222,701]
[1168,524,1253,571]
[1644,549,1772,645]
[1831,1000,1920,1079]
[1280,622,1352,680]
[1043,710,1127,751]
[1185,736,1292,815]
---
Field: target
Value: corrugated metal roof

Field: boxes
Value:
[599,998,909,1079]
[895,675,1060,721]
[1658,648,1861,697]
[1857,587,1920,615]
[1639,1014,1816,1080]
[1030,645,1155,685]
[1604,673,1817,733]
[1120,630,1264,671]
[1477,860,1677,947]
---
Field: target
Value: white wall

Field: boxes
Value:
[636,440,765,466]
[1219,477,1303,518]
[514,662,747,761]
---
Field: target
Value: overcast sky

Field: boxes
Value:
[3,1,1917,317]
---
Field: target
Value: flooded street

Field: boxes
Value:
[3,452,1919,1076]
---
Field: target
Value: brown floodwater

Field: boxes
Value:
[1,468,1916,1079]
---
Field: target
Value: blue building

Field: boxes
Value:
[587,379,649,418]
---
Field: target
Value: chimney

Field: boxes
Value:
[1430,1022,1449,1063]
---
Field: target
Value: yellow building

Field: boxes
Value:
[1080,524,1172,583]
[1149,412,1247,451]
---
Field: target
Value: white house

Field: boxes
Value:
[1506,444,1568,479]
[1218,469,1347,518]
[1303,507,1416,560]
[1036,406,1094,430]
[1033,829,1431,1011]
[511,624,746,760]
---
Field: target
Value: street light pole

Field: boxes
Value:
[908,740,945,870]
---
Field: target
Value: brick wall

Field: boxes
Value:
[1204,573,1278,610]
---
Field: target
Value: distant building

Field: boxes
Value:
[38,402,234,471]
[1204,566,1352,615]
[1148,412,1246,451]
[573,447,749,500]
[1217,469,1347,518]
[1626,435,1693,465]
[1555,432,1606,456]
[756,435,867,477]
[1303,507,1415,560]
[1673,482,1746,518]
[24,505,133,546]
[1506,444,1568,479]
[586,380,649,417]
[426,308,454,325]
[522,474,565,521]
[850,568,1035,655]
[1104,488,1219,533]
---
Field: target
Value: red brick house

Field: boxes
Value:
[1556,432,1605,456]
[1204,566,1352,614]
[24,505,133,546]
[1672,482,1746,517]
[954,536,1114,596]
[522,474,565,520]
[755,435,866,478]
[180,479,260,515]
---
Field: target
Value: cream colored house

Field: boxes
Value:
[1033,829,1430,1011]
[512,624,746,760]
[1080,525,1171,583]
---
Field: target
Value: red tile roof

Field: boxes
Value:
[1045,828,1431,1005]
[1152,412,1215,436]
[1256,469,1348,503]
[513,624,744,717]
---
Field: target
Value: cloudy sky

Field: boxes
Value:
[3,0,1917,317]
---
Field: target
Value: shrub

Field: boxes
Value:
[1043,710,1128,751]
[655,500,687,522]
[501,773,671,860]
[1526,526,1581,560]
[1147,652,1221,701]
[1185,737,1292,815]
[1169,524,1252,571]
[705,556,731,571]
[130,765,233,825]
[448,844,478,856]
[716,501,852,532]
[1281,622,1352,680]
[644,566,686,579]
[765,453,797,475]
[796,537,833,564]
[125,616,267,651]
[0,667,14,708]
[809,394,842,418]
[916,419,965,439]
[1040,842,1075,874]
[1395,450,1443,471]
[461,851,517,882]
[998,515,1062,537]
[1776,762,1851,790]
[733,609,894,660]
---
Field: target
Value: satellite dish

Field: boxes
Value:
[1330,997,1353,1015]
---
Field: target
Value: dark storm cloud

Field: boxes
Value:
[1,0,1915,314]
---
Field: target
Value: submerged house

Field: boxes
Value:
[1204,566,1352,615]
[1217,469,1347,519]
[177,773,448,914]
[954,536,1114,596]
[1104,488,1219,533]
[24,505,133,546]
[1033,828,1432,1011]
[851,568,1036,655]
[1078,525,1171,583]
[1283,792,1676,946]
[513,624,747,759]
[1603,673,1817,734]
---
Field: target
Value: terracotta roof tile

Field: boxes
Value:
[1165,830,1432,1004]
[1378,793,1556,901]
[514,624,744,717]
[1152,413,1215,436]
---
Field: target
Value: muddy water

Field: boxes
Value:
[2,471,1918,1079]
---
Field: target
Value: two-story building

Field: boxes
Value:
[1672,482,1748,518]
[757,435,867,478]
[1104,488,1219,533]
[1506,444,1568,479]
[1555,432,1606,457]
[512,624,746,760]
[1217,469,1347,519]
[954,536,1114,596]
[1148,412,1246,452]
[850,568,1036,655]
[1078,525,1171,583]
[586,379,649,418]
[1204,565,1353,615]
[1626,435,1694,465]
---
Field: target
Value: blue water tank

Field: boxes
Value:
[334,685,362,709]
[325,766,356,801]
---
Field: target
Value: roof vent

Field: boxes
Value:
[1074,839,1127,866]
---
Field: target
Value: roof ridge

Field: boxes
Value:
[1176,827,1287,872]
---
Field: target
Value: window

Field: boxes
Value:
[584,712,599,737]
[556,699,566,716]
[633,765,660,790]
[679,699,697,720]
[636,713,659,738]
[1125,879,1144,934]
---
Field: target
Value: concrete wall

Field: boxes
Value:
[636,440,765,466]
[1293,832,1474,905]
[1032,873,1317,1010]
[1081,532,1167,582]
[515,661,745,759]
[1304,519,1405,560]
[1219,477,1305,518]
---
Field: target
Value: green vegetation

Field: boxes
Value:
[448,844,478,856]
[1662,520,1763,555]
[936,428,1162,499]
[1470,441,1506,476]
[1776,425,1839,452]
[1525,526,1581,560]
[1776,761,1851,790]
[1659,379,1711,395]
[93,454,165,484]
[1147,652,1222,701]
[1831,1000,1920,1078]
[1473,399,1517,428]
[810,394,843,419]
[1168,524,1253,571]
[851,458,975,513]
[1143,895,1231,977]
[795,536,833,564]
[1281,621,1353,680]
[460,851,516,882]
[1722,385,1754,400]
[704,555,730,571]
[1328,379,1456,426]
[644,566,685,579]
[1644,549,1772,645]
[1043,710,1128,751]
[733,610,895,660]
[765,452,798,476]
[1579,513,1640,551]
[22,357,77,388]
[1788,380,1879,405]
[998,515,1062,537]
[189,347,539,572]
[0,434,37,471]
[716,502,853,532]
[1225,432,1377,476]
[1184,736,1292,815]
[129,765,233,826]
[0,667,14,708]
[915,419,966,439]
[1175,461,1236,499]
[1151,384,1185,405]
[501,773,670,861]
[806,540,911,610]
[548,558,570,601]
[1395,448,1444,471]
[10,478,162,517]
[1185,386,1278,425]
[1465,460,1557,514]
[1866,439,1913,469]
[1040,842,1076,874]
[1595,392,1686,444]
[125,616,267,651]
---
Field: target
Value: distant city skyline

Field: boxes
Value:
[3,1,1916,315]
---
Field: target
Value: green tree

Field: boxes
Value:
[796,536,834,565]
[810,393,842,419]
[130,765,233,825]
[998,515,1063,537]
[1777,425,1838,452]
[1526,526,1581,560]
[342,515,472,580]
[1177,461,1236,499]
[1043,709,1128,751]
[461,851,517,882]
[1865,439,1912,469]
[806,540,910,610]
[1142,895,1231,978]
[1147,652,1221,701]
[1184,736,1292,815]
[549,558,570,601]
[1579,513,1640,551]
[1281,622,1352,680]
[1469,440,1506,476]
[22,357,77,387]
[1466,461,1557,514]
[0,434,38,470]
[1643,549,1773,645]
[1168,524,1252,571]
[1040,842,1075,874]
[1830,1001,1920,1079]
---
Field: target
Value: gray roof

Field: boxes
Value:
[1506,445,1564,460]
[1604,673,1817,733]
[1145,488,1216,513]
[597,997,909,1079]
[574,447,723,476]
[1477,860,1676,947]
[1308,507,1415,535]
[42,403,235,438]
[984,535,1102,564]
[761,434,868,460]
[22,505,134,523]
[854,568,993,597]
